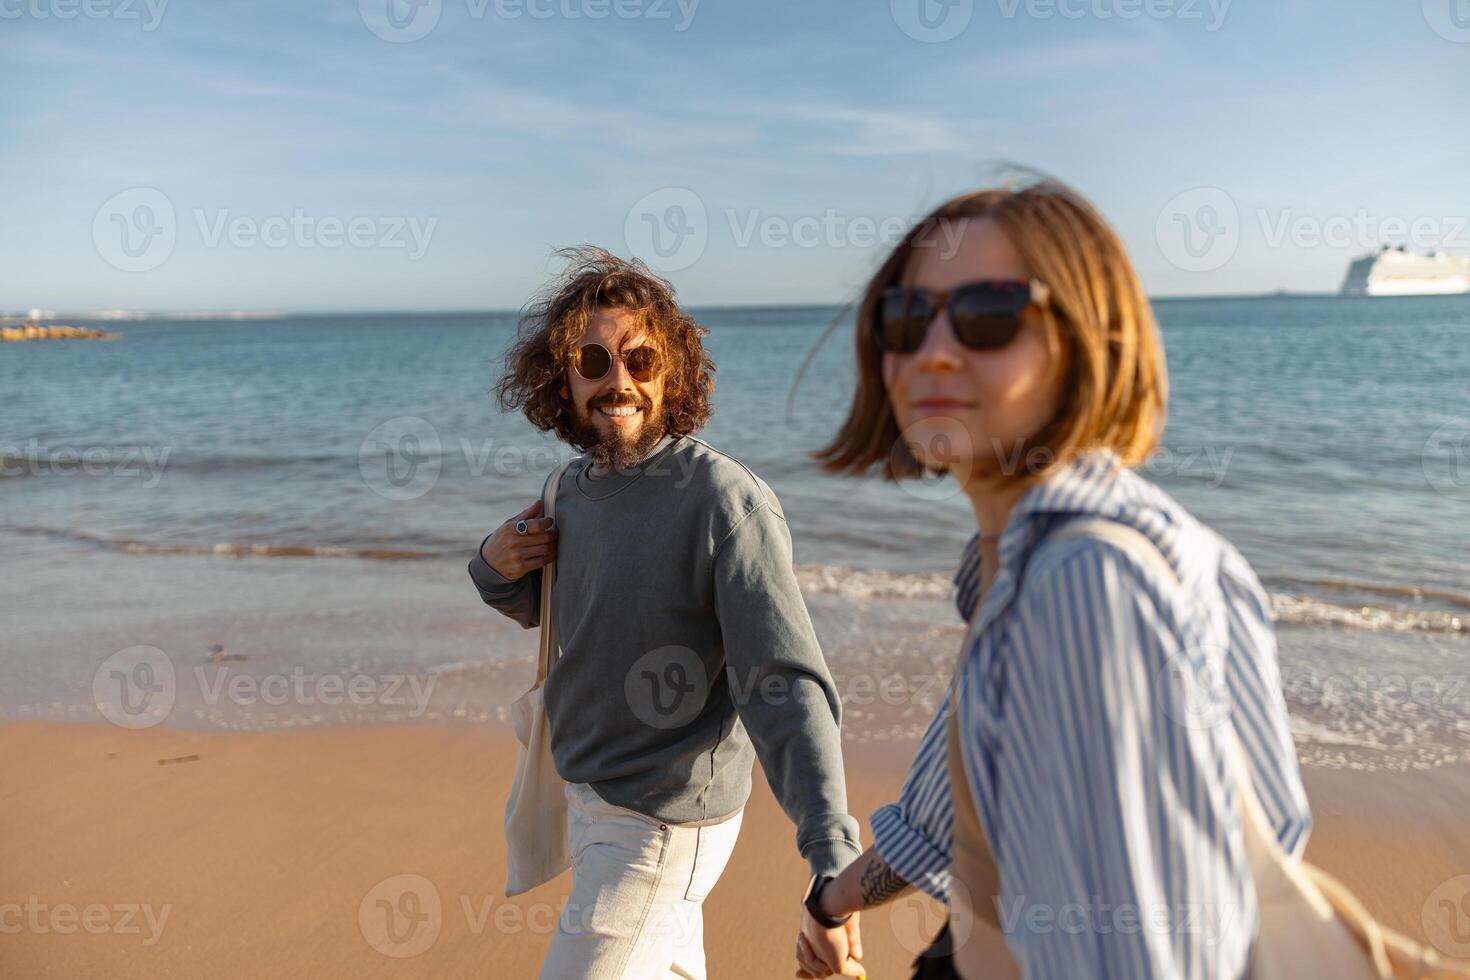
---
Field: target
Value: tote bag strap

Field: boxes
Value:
[1022,522,1306,909]
[953,518,1470,978]
[945,693,1002,927]
[944,518,1179,929]
[533,458,577,686]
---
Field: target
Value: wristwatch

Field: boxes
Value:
[802,874,852,928]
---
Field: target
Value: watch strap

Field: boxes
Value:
[803,874,852,928]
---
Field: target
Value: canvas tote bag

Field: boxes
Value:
[942,517,1469,979]
[503,458,576,897]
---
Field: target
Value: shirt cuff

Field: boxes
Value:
[468,536,518,592]
[871,802,951,903]
[801,835,864,879]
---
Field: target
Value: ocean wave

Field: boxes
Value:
[1270,594,1467,635]
[5,524,1465,636]
[1287,718,1391,752]
[0,450,350,477]
[194,542,436,560]
[794,564,954,601]
[155,452,349,473]
[0,456,40,480]
[0,524,441,561]
[1275,575,1470,611]
[795,562,1467,635]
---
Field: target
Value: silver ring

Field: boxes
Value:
[515,520,529,535]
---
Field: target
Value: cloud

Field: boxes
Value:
[748,103,990,157]
[962,35,1168,85]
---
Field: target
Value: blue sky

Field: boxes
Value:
[4,0,1467,312]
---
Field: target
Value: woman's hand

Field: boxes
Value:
[795,909,864,978]
[794,846,915,977]
[479,499,558,581]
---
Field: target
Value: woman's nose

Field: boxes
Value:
[912,311,965,371]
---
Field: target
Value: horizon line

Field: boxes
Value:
[6,289,1404,321]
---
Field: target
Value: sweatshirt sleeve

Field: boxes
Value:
[468,532,542,630]
[711,500,862,878]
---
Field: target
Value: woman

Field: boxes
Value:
[794,180,1311,979]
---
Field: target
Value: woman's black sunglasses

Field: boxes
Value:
[873,279,1051,354]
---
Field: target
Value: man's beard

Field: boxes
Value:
[573,395,667,471]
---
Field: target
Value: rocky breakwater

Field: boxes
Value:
[1,323,121,342]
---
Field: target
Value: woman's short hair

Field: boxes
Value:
[496,246,714,447]
[815,178,1167,485]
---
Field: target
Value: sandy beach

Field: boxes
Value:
[4,719,1468,979]
[8,0,1469,973]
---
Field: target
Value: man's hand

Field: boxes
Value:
[795,907,863,978]
[479,500,558,581]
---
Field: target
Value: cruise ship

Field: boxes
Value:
[1341,245,1470,295]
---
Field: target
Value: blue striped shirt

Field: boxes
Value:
[870,451,1311,979]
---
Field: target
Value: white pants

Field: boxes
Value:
[538,781,744,980]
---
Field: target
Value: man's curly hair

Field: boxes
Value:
[495,247,714,448]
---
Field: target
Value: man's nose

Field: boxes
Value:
[605,355,635,389]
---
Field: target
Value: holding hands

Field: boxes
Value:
[796,876,865,978]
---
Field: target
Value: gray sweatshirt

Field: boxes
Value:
[469,434,861,877]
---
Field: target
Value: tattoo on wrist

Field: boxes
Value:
[859,856,909,907]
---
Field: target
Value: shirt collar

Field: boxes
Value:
[585,432,676,479]
[576,432,681,501]
[953,450,1169,624]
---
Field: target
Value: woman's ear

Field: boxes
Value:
[1047,311,1075,384]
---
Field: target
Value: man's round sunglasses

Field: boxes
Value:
[572,342,661,383]
[873,278,1051,354]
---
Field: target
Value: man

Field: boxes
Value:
[469,247,865,979]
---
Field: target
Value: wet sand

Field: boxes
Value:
[3,720,1469,978]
